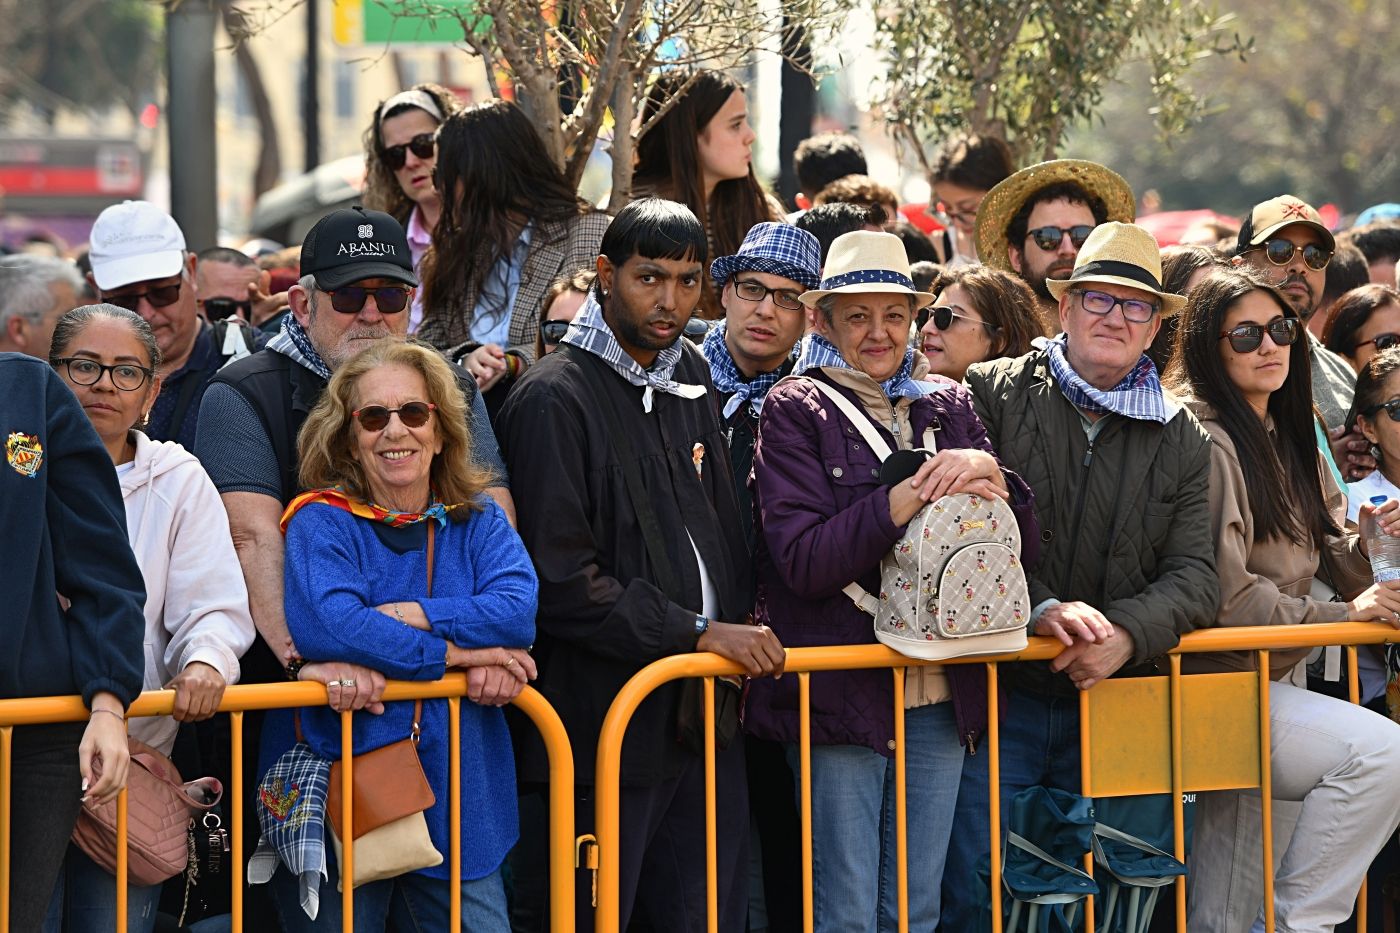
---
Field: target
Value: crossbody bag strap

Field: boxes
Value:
[566,346,685,602]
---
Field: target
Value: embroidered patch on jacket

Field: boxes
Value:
[6,432,42,477]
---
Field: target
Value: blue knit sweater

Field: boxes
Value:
[264,499,537,881]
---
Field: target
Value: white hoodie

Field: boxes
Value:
[119,432,255,753]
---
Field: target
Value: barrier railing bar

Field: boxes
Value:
[1169,655,1186,933]
[892,667,908,933]
[1078,688,1095,933]
[704,677,718,933]
[506,688,576,933]
[988,662,1003,933]
[1,725,11,933]
[340,709,354,930]
[1259,651,1274,933]
[799,672,813,933]
[450,696,462,931]
[1347,647,1369,933]
[231,709,244,929]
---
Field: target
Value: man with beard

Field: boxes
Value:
[497,198,785,932]
[1232,196,1364,472]
[974,160,1136,328]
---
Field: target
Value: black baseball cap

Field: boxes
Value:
[300,206,418,290]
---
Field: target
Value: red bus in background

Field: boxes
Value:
[0,136,145,254]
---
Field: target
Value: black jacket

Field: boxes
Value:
[0,353,145,707]
[497,343,752,785]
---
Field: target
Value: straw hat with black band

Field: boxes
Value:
[974,159,1136,272]
[1045,222,1186,316]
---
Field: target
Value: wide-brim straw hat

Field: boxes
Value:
[975,159,1136,272]
[1044,222,1187,317]
[798,230,935,307]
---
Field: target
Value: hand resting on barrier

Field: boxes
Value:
[296,661,389,714]
[697,621,786,678]
[166,661,227,723]
[448,645,536,706]
[79,690,131,806]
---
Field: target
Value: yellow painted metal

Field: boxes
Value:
[1259,653,1275,933]
[116,709,131,933]
[800,673,813,933]
[1079,689,1095,933]
[1169,657,1186,933]
[893,668,908,933]
[988,663,1003,933]
[450,697,462,931]
[1347,647,1369,933]
[231,710,244,929]
[511,687,578,932]
[704,677,718,933]
[0,726,9,933]
[341,710,354,929]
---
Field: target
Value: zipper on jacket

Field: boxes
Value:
[964,731,978,755]
[1059,436,1097,594]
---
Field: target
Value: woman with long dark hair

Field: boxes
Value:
[361,84,462,334]
[416,99,609,413]
[1168,266,1400,932]
[1322,283,1400,373]
[634,69,779,316]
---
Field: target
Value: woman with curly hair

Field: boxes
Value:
[361,83,462,334]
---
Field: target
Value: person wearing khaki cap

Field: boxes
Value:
[943,222,1218,928]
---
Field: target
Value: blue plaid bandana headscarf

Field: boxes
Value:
[559,291,707,413]
[249,742,330,920]
[793,333,925,401]
[1045,333,1169,424]
[701,321,796,419]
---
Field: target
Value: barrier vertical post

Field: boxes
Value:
[231,710,244,930]
[1259,651,1274,933]
[988,663,1002,933]
[0,725,11,933]
[116,784,129,933]
[799,672,813,933]
[893,668,908,933]
[341,710,354,930]
[1346,647,1369,933]
[1078,688,1094,933]
[1169,656,1187,933]
[704,677,718,933]
[450,697,461,931]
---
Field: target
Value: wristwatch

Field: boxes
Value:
[694,614,710,640]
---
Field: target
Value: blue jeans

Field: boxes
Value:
[939,685,1082,931]
[267,841,509,933]
[41,843,162,933]
[786,701,964,933]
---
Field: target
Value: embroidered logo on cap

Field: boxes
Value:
[1280,200,1310,219]
[358,224,373,238]
[6,432,43,477]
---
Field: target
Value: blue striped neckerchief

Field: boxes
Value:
[701,320,796,419]
[1044,332,1169,424]
[267,315,332,380]
[559,291,706,413]
[793,333,925,401]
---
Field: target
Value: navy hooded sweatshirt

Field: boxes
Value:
[1,353,144,708]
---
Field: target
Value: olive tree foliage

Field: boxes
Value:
[391,0,846,208]
[870,0,1250,172]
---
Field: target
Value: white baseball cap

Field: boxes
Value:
[88,200,187,291]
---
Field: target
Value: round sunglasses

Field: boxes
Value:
[917,304,1000,335]
[1026,225,1095,252]
[1248,238,1333,271]
[106,281,182,312]
[53,357,154,392]
[381,132,436,171]
[1219,316,1300,353]
[1357,333,1400,353]
[324,285,410,315]
[351,401,436,432]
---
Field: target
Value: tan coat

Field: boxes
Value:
[1183,403,1371,679]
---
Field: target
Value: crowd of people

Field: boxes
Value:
[7,67,1400,933]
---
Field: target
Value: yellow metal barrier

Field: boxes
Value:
[0,675,576,933]
[592,622,1400,933]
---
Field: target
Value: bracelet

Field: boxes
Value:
[285,657,308,681]
[90,708,125,722]
[393,602,406,623]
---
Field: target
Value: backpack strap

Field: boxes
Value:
[807,379,895,460]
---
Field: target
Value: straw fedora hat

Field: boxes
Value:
[798,230,935,307]
[1044,222,1186,316]
[974,159,1136,272]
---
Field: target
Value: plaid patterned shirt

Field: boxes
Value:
[1045,333,1169,424]
[559,291,707,413]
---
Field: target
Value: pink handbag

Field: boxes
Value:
[70,736,222,886]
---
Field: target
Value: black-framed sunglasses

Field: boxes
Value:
[917,304,1000,335]
[1026,225,1095,252]
[1249,238,1333,271]
[105,281,182,312]
[1073,289,1159,324]
[351,401,436,432]
[381,132,436,171]
[53,357,155,391]
[541,320,572,344]
[325,285,410,315]
[200,297,252,321]
[732,279,804,311]
[1356,333,1400,353]
[1219,316,1301,354]
[1364,398,1400,423]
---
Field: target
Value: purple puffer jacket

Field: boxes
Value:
[743,370,1039,756]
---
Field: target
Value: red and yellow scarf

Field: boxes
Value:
[279,486,459,535]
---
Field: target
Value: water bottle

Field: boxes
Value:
[1365,495,1400,583]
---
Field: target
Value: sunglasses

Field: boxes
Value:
[325,285,410,315]
[200,297,252,321]
[541,320,572,344]
[1026,225,1095,252]
[1074,289,1159,324]
[351,401,436,432]
[1356,333,1400,353]
[933,202,980,225]
[1219,316,1301,353]
[53,357,154,392]
[105,281,182,311]
[1249,239,1333,271]
[381,132,436,171]
[917,304,1000,334]
[1365,398,1400,423]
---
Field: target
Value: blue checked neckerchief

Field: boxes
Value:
[248,742,330,920]
[701,321,795,419]
[268,316,332,381]
[559,291,707,413]
[1045,332,1169,424]
[794,333,925,401]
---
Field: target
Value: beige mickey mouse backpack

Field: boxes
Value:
[810,381,1031,661]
